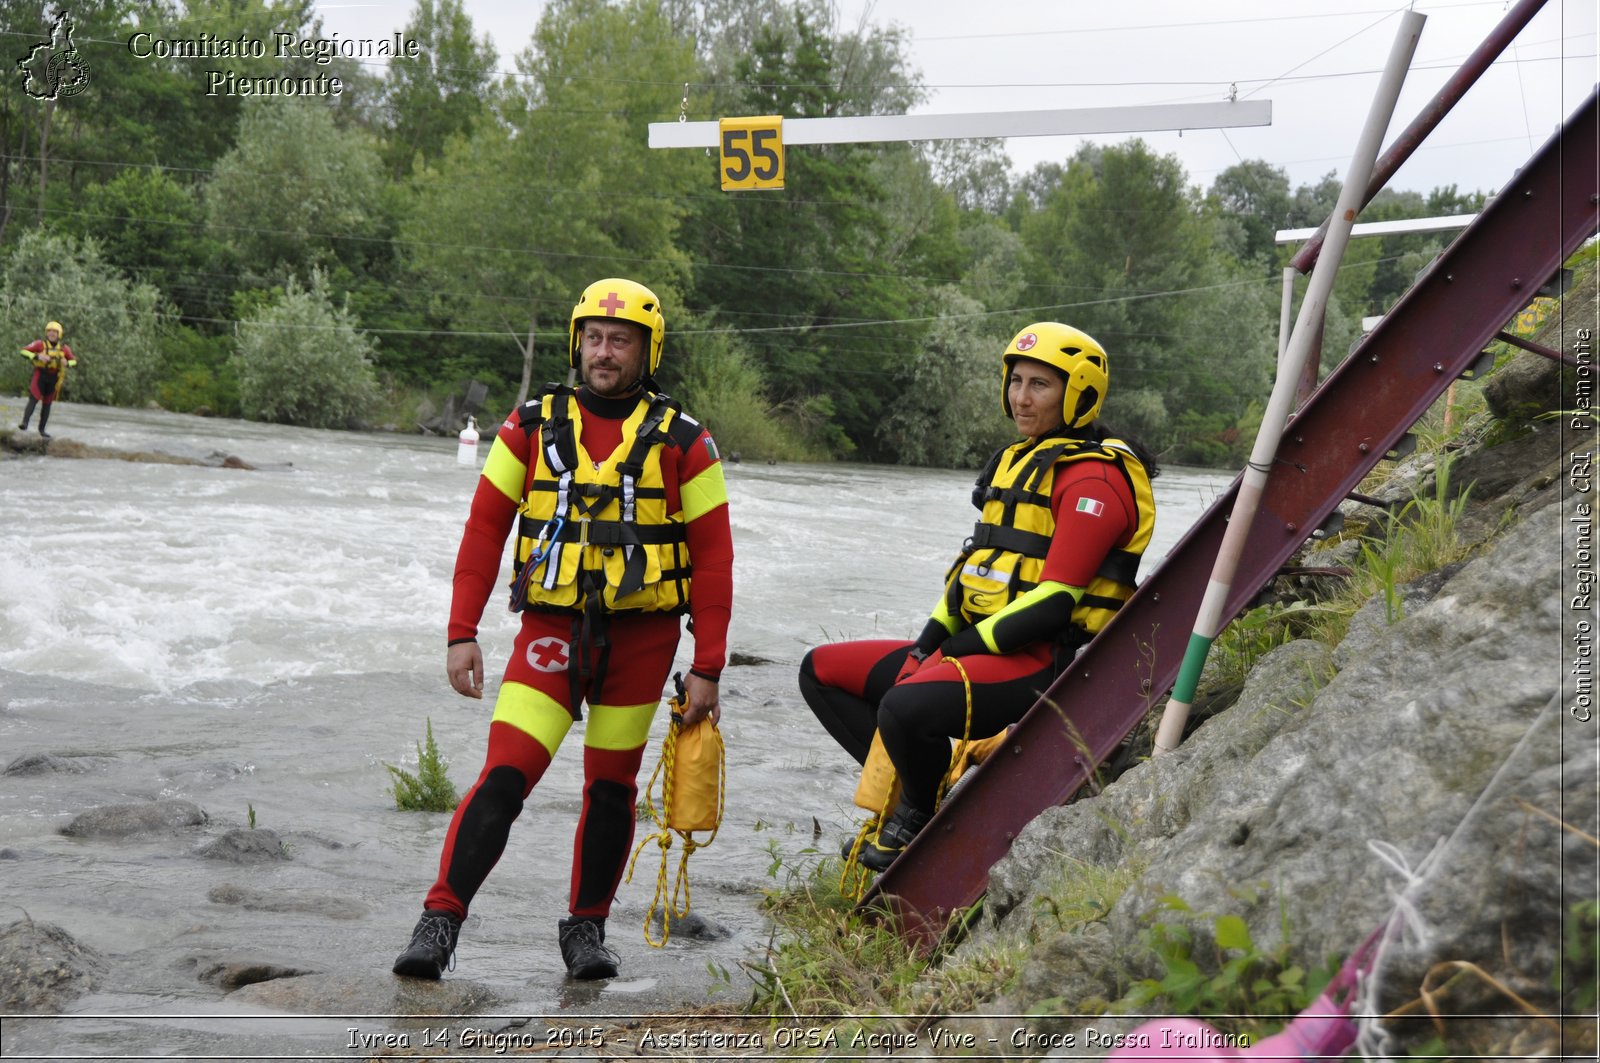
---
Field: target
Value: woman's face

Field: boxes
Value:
[1007,358,1067,440]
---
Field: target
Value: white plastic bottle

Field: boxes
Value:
[456,416,480,467]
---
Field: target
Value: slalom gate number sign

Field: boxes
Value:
[718,115,784,191]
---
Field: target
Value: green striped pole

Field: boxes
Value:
[1153,9,1425,754]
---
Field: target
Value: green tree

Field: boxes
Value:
[1156,254,1279,461]
[57,169,221,318]
[1288,170,1343,228]
[403,0,700,411]
[875,287,1013,468]
[1356,185,1488,318]
[1016,141,1212,439]
[1207,159,1293,264]
[144,0,327,166]
[663,316,821,461]
[678,7,924,457]
[926,139,1012,216]
[0,229,164,406]
[954,219,1029,312]
[380,0,497,176]
[1,0,329,249]
[230,271,380,428]
[204,100,385,279]
[0,0,124,241]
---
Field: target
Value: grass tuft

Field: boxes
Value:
[386,717,460,812]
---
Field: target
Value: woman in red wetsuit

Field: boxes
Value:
[800,322,1158,870]
[18,320,76,439]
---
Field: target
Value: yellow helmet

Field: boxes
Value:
[45,320,62,335]
[1000,322,1109,430]
[568,278,665,375]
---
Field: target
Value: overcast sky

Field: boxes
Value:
[318,0,1596,198]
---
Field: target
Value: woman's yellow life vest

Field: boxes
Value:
[950,433,1156,637]
[21,341,71,397]
[26,340,66,368]
[510,385,692,615]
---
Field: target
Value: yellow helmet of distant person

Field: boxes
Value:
[568,278,665,376]
[1000,322,1109,431]
[45,320,62,336]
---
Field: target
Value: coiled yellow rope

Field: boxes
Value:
[625,700,725,947]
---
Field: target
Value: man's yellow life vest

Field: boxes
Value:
[950,433,1155,636]
[510,386,692,615]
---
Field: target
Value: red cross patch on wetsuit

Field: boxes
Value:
[525,636,571,673]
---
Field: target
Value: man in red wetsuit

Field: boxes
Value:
[18,320,76,439]
[800,322,1158,870]
[394,278,733,981]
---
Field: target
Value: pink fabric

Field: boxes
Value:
[1250,993,1359,1059]
[1105,925,1380,1061]
[1104,999,1357,1061]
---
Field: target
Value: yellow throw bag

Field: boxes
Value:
[626,675,725,946]
[840,731,902,897]
[853,729,901,815]
[667,716,724,832]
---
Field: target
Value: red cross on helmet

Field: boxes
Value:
[1001,321,1109,430]
[568,278,666,375]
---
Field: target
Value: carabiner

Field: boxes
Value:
[529,515,565,566]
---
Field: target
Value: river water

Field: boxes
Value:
[0,402,1232,1057]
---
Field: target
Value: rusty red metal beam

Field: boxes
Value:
[1495,330,1579,368]
[1289,0,1550,274]
[1288,0,1551,406]
[865,89,1599,947]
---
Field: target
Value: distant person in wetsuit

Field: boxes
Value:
[18,320,76,439]
[799,322,1159,870]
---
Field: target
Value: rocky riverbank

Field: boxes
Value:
[966,291,1596,1058]
[0,425,269,468]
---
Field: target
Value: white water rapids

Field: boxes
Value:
[0,401,1233,1056]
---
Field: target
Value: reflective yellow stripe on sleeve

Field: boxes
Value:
[481,437,528,503]
[679,462,728,523]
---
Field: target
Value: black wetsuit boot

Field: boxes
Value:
[558,917,619,979]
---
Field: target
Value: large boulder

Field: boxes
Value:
[198,828,289,863]
[60,800,207,838]
[0,919,105,1012]
[3,752,103,776]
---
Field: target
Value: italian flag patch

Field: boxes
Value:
[1075,497,1105,516]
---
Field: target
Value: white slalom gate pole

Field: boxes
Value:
[1152,10,1427,755]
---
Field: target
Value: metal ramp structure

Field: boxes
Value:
[866,88,1599,946]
